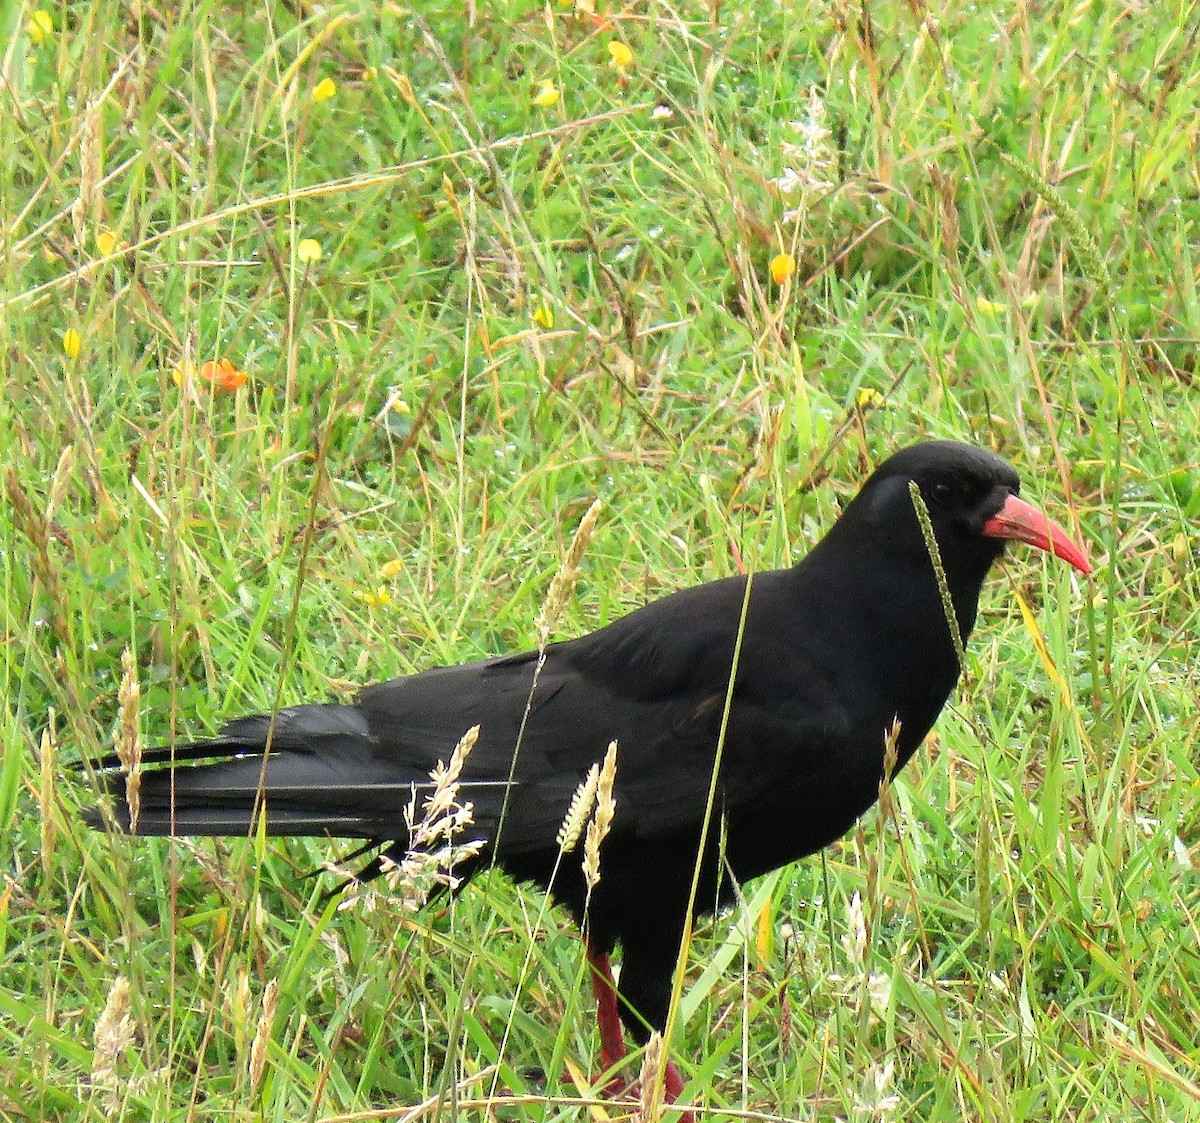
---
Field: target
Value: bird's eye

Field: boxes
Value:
[929,480,956,506]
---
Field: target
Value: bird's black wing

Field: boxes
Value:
[85,570,854,856]
[352,570,854,855]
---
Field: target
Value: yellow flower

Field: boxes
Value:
[608,41,634,72]
[96,229,120,256]
[378,559,404,580]
[297,238,322,263]
[769,252,796,286]
[856,388,885,409]
[532,301,554,329]
[532,80,560,107]
[312,78,337,103]
[975,297,1007,316]
[62,329,82,359]
[29,10,53,46]
[358,586,392,607]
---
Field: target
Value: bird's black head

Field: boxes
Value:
[838,440,1091,582]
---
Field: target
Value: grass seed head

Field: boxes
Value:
[908,480,965,668]
[5,469,68,642]
[878,716,901,826]
[38,713,57,881]
[854,1058,901,1116]
[73,96,104,249]
[583,740,618,890]
[557,763,599,853]
[996,149,1112,298]
[773,87,835,223]
[92,976,135,1087]
[635,1031,665,1122]
[248,978,279,1093]
[116,647,142,831]
[378,725,486,911]
[843,890,867,973]
[537,498,602,650]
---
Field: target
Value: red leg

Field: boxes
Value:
[585,943,693,1122]
[586,941,627,1077]
[664,1058,694,1123]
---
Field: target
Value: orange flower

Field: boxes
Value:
[200,357,249,392]
[769,252,796,286]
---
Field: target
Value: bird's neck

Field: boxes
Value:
[812,517,991,647]
[791,537,986,736]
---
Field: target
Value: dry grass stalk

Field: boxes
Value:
[73,96,104,249]
[39,711,58,882]
[877,716,901,827]
[5,469,68,643]
[634,1031,665,1122]
[116,648,142,832]
[583,740,618,890]
[247,978,279,1093]
[556,763,599,853]
[47,445,75,520]
[537,498,603,650]
[92,975,135,1087]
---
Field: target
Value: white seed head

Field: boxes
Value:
[557,764,599,852]
[92,976,135,1087]
[537,499,602,649]
[583,741,618,890]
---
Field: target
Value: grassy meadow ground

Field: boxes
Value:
[2,1,1199,1120]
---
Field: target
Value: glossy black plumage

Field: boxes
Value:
[84,440,1090,1051]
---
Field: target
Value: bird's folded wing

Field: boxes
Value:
[350,614,850,852]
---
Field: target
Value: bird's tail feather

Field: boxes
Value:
[81,705,430,840]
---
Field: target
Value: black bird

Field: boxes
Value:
[83,440,1091,1117]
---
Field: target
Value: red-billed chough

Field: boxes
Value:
[82,440,1091,1116]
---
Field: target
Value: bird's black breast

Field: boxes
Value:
[357,531,970,923]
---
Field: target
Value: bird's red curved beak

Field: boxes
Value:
[983,494,1092,575]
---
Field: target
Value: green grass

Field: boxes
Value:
[2,1,1199,1120]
